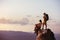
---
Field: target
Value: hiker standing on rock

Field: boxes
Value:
[34,20,42,35]
[42,13,49,30]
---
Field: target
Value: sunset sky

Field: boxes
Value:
[0,0,60,33]
[0,0,60,21]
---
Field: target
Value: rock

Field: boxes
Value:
[36,29,56,40]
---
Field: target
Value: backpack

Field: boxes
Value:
[45,14,49,21]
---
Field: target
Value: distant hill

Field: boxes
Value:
[0,31,36,40]
[0,30,60,40]
[55,34,60,40]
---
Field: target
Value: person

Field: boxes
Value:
[42,13,49,30]
[34,20,42,35]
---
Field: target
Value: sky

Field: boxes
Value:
[0,0,60,33]
[0,0,60,21]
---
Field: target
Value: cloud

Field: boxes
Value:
[0,18,29,25]
[20,18,29,25]
[26,15,32,17]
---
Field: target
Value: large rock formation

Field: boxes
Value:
[36,29,56,40]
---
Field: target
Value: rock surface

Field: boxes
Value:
[37,29,56,40]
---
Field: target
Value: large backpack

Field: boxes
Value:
[45,14,49,21]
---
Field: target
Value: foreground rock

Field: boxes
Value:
[36,29,56,40]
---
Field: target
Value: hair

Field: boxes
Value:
[43,12,46,15]
[39,20,42,22]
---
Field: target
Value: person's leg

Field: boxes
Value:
[44,22,47,33]
[45,22,47,29]
[42,23,44,30]
[36,30,38,36]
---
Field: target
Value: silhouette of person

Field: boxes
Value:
[34,20,42,35]
[42,13,48,30]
